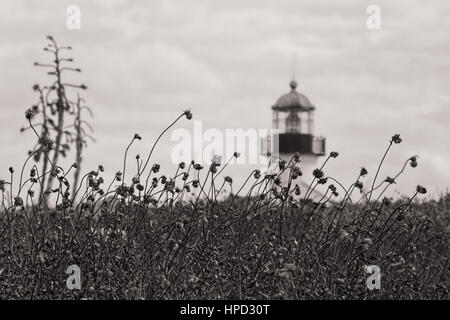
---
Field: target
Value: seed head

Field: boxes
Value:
[44,139,54,152]
[313,168,324,179]
[355,180,364,191]
[385,176,396,184]
[416,185,427,194]
[409,155,418,168]
[291,166,302,179]
[51,169,59,177]
[391,134,402,144]
[134,133,142,140]
[330,151,339,158]
[14,196,23,207]
[224,176,233,184]
[164,179,175,193]
[193,164,203,171]
[360,167,368,177]
[25,108,34,120]
[183,109,193,120]
[116,185,129,197]
[152,164,160,173]
[382,197,392,206]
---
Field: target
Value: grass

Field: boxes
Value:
[0,110,448,300]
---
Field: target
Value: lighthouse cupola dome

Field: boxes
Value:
[272,81,315,112]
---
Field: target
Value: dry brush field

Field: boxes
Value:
[0,37,448,300]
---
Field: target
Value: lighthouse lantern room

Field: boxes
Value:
[269,80,326,158]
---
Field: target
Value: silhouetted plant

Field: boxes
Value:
[20,36,92,203]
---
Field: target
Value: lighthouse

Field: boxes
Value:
[262,80,326,198]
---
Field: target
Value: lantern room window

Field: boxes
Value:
[286,111,300,133]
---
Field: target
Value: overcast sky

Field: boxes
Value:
[0,0,449,198]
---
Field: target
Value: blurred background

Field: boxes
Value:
[0,0,449,198]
